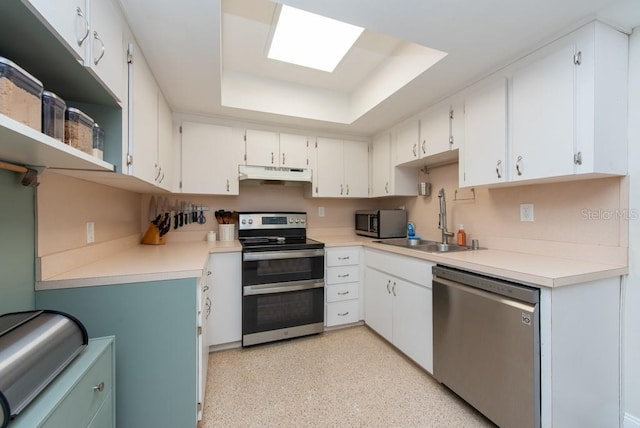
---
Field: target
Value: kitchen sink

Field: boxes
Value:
[374,238,473,253]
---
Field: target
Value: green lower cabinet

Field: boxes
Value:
[36,278,198,428]
[11,337,115,428]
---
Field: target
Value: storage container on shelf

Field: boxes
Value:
[41,91,66,142]
[64,107,94,154]
[92,122,104,160]
[0,56,43,131]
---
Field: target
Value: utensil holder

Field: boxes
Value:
[219,224,235,241]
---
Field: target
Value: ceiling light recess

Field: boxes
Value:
[268,5,364,72]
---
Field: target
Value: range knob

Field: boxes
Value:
[295,218,300,224]
[248,219,253,225]
[241,219,246,225]
[289,218,294,224]
[300,218,305,224]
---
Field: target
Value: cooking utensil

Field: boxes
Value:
[198,209,206,224]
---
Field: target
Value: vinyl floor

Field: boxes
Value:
[199,325,495,428]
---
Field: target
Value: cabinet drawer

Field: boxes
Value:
[326,265,359,284]
[43,344,113,428]
[326,248,360,266]
[326,282,359,303]
[326,300,360,326]
[87,393,113,428]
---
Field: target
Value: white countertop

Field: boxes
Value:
[36,234,626,291]
[36,240,242,290]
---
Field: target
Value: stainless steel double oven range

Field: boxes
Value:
[239,212,325,347]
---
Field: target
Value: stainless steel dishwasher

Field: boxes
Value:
[432,265,540,428]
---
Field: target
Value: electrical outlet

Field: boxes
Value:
[318,207,325,217]
[86,222,95,243]
[520,204,534,222]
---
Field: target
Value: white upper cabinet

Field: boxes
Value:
[460,20,627,188]
[244,129,278,166]
[128,42,158,185]
[26,0,88,61]
[420,104,451,156]
[278,133,308,169]
[27,0,124,101]
[181,122,243,195]
[371,133,417,197]
[244,130,308,169]
[85,0,124,102]
[313,137,368,198]
[394,120,420,165]
[461,77,508,187]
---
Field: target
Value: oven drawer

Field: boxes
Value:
[326,300,359,326]
[326,265,359,285]
[326,282,359,303]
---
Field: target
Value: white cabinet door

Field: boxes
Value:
[511,43,576,181]
[315,137,345,197]
[279,133,308,169]
[26,0,89,61]
[371,133,391,197]
[461,77,508,187]
[156,91,173,191]
[86,0,123,101]
[420,104,451,157]
[181,122,242,195]
[130,45,158,185]
[343,140,369,198]
[364,267,393,342]
[393,278,433,373]
[206,253,242,346]
[245,129,278,166]
[394,120,420,165]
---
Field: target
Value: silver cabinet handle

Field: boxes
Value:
[93,31,106,65]
[337,291,350,296]
[337,256,350,260]
[421,140,426,154]
[154,164,161,180]
[76,7,89,46]
[226,179,230,192]
[385,182,389,193]
[345,184,349,196]
[271,152,274,164]
[205,297,212,318]
[516,155,523,176]
[203,285,209,292]
[340,184,344,195]
[386,280,391,294]
[282,152,285,165]
[338,311,350,316]
[207,270,212,276]
[93,382,105,392]
[337,274,350,278]
[159,172,165,183]
[574,152,582,165]
[392,281,396,296]
[496,159,502,179]
[412,143,417,157]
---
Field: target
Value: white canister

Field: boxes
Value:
[206,231,216,242]
[219,224,235,241]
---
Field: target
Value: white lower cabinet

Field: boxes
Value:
[206,252,242,346]
[325,247,362,327]
[364,249,434,373]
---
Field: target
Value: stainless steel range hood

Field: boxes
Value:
[238,165,312,183]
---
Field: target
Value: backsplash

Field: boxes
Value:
[37,171,142,257]
[36,164,627,260]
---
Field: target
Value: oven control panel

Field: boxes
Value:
[238,212,307,230]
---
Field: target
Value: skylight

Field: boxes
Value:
[268,5,365,72]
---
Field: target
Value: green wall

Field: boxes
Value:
[0,169,35,314]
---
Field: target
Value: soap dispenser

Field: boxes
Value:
[407,222,419,240]
[457,224,466,246]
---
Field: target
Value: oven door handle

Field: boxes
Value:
[243,249,325,261]
[243,280,325,296]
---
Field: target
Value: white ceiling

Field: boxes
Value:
[117,0,640,137]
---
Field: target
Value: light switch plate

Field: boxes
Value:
[318,207,325,217]
[520,204,534,222]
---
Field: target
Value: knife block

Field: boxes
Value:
[142,223,167,245]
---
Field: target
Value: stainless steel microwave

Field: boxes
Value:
[355,209,407,238]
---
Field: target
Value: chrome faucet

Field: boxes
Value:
[438,188,454,245]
